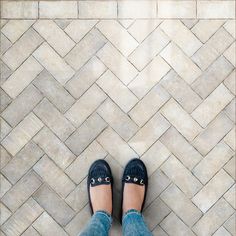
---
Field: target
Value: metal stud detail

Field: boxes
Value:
[91,178,95,184]
[126,175,130,181]
[98,177,102,182]
[105,177,110,182]
[134,177,138,182]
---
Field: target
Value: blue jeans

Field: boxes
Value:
[80,209,152,236]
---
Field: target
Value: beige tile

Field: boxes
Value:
[224,42,235,66]
[65,113,107,156]
[224,184,235,209]
[1,57,43,99]
[161,184,202,227]
[143,198,171,230]
[160,127,202,170]
[193,142,234,184]
[33,155,76,198]
[224,128,235,150]
[1,113,43,156]
[65,56,106,99]
[65,29,106,70]
[224,20,235,38]
[65,85,106,127]
[33,20,75,57]
[33,127,76,170]
[193,199,234,236]
[118,1,156,18]
[97,43,138,85]
[160,20,202,56]
[197,1,235,19]
[97,127,138,167]
[21,227,40,236]
[129,113,170,155]
[224,70,235,95]
[79,1,117,19]
[1,1,38,19]
[192,84,234,128]
[33,212,67,236]
[96,70,138,113]
[1,20,35,43]
[128,56,170,99]
[161,99,202,141]
[161,70,202,113]
[224,213,235,235]
[158,1,196,18]
[65,204,91,236]
[1,171,41,212]
[0,174,12,198]
[161,155,203,197]
[34,70,75,113]
[34,98,75,141]
[145,169,171,206]
[97,20,138,57]
[141,141,170,176]
[1,142,43,184]
[1,28,43,71]
[39,1,78,18]
[193,113,234,155]
[192,27,234,70]
[192,170,234,212]
[1,198,43,236]
[160,212,195,236]
[33,42,75,85]
[65,178,88,212]
[0,203,11,225]
[65,20,97,43]
[1,85,43,127]
[129,84,170,127]
[65,141,107,184]
[213,227,232,236]
[160,43,202,84]
[192,56,234,99]
[97,99,138,141]
[128,20,162,43]
[33,185,75,226]
[129,28,169,71]
[192,20,225,43]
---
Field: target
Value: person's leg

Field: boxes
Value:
[79,210,112,236]
[122,209,152,236]
[121,159,152,236]
[80,159,113,236]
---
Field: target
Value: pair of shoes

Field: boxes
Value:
[87,158,148,222]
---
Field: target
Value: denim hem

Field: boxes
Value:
[94,210,113,224]
[122,209,141,222]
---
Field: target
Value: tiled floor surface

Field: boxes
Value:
[0,1,235,236]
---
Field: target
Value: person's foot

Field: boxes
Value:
[121,159,148,216]
[123,183,145,213]
[90,184,112,214]
[88,160,113,215]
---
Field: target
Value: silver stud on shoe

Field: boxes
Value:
[140,179,144,185]
[91,178,95,184]
[98,177,102,182]
[134,177,138,182]
[105,177,110,183]
[126,175,130,181]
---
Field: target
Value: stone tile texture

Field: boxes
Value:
[0,1,235,236]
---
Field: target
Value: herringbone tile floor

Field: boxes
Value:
[0,1,235,236]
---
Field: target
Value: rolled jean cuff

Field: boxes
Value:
[122,209,141,221]
[94,210,112,225]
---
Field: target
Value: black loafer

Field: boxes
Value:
[120,158,148,222]
[87,159,113,215]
